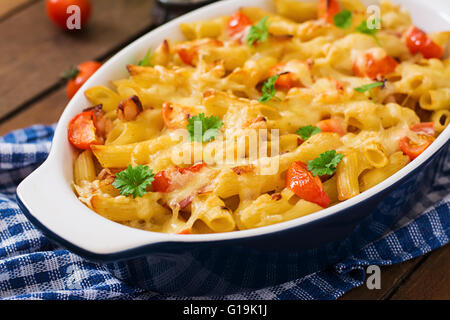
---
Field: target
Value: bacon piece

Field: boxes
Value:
[179,196,194,210]
[232,164,255,175]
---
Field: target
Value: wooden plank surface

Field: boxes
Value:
[340,257,426,300]
[0,88,66,136]
[0,0,157,122]
[0,0,38,21]
[390,245,450,300]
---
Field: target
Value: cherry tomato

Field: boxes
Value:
[46,0,91,30]
[178,163,206,174]
[405,26,443,59]
[67,110,100,149]
[318,0,340,24]
[152,163,207,193]
[152,171,171,193]
[64,61,102,100]
[353,52,398,79]
[177,228,191,235]
[399,134,435,160]
[269,62,303,90]
[316,118,347,136]
[410,122,435,136]
[227,11,253,38]
[175,39,223,66]
[286,161,330,208]
[177,47,196,66]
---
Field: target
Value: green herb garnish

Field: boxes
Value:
[356,18,380,35]
[138,48,153,67]
[354,81,384,102]
[354,81,384,93]
[187,113,223,143]
[307,150,344,177]
[334,10,353,29]
[61,66,79,80]
[246,16,270,47]
[296,125,322,141]
[356,18,381,44]
[259,75,280,102]
[113,165,155,198]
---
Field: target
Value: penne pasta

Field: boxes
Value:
[84,86,121,112]
[431,109,450,133]
[190,194,236,233]
[419,88,450,111]
[73,150,96,184]
[360,152,410,191]
[362,143,389,169]
[180,17,227,40]
[336,151,361,201]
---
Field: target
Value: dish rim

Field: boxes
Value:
[16,0,450,258]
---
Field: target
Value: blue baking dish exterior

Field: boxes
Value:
[17,140,450,296]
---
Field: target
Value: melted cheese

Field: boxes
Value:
[74,0,450,234]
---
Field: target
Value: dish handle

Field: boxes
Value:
[16,162,170,261]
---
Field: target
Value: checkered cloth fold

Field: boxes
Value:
[0,125,448,300]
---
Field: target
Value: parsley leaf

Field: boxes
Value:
[307,150,344,177]
[356,18,381,44]
[187,113,223,143]
[354,81,384,93]
[259,75,280,102]
[296,125,322,140]
[138,48,153,67]
[356,18,380,35]
[334,10,353,29]
[246,16,270,47]
[112,165,155,198]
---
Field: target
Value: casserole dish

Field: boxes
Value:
[17,0,450,295]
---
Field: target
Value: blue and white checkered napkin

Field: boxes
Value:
[0,125,449,300]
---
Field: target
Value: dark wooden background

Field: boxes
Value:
[0,0,448,299]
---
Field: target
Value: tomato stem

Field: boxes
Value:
[61,67,80,80]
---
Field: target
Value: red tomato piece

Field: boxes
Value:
[227,11,253,38]
[286,161,330,208]
[353,52,398,79]
[177,47,197,66]
[399,134,435,160]
[269,63,303,90]
[405,26,443,59]
[46,0,91,30]
[178,163,206,174]
[152,171,171,193]
[67,110,100,149]
[316,118,347,136]
[161,102,196,129]
[175,39,223,66]
[318,0,340,24]
[177,229,191,235]
[152,163,207,193]
[410,122,435,136]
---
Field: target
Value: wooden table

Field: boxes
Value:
[0,0,448,300]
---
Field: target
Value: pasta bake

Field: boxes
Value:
[69,0,450,234]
